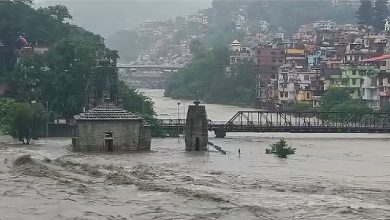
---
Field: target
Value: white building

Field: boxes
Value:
[361,76,380,109]
[385,17,390,32]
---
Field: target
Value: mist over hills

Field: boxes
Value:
[35,0,212,37]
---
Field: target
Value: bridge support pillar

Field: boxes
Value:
[185,100,208,151]
[214,129,226,138]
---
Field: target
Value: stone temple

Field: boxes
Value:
[72,100,151,151]
[72,58,151,152]
[185,100,208,151]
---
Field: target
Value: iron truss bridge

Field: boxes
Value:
[157,111,390,137]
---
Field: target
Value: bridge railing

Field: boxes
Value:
[158,119,187,126]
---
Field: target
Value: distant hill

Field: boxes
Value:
[35,0,212,37]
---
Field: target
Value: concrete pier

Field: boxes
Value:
[214,128,226,138]
[185,100,208,151]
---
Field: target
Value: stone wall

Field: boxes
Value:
[48,124,74,137]
[74,120,150,151]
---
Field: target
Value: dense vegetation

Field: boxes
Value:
[356,0,389,31]
[164,11,257,106]
[0,0,161,141]
[165,47,257,106]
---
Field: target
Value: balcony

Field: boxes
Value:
[362,94,379,101]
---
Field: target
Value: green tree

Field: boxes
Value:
[379,102,390,113]
[166,46,257,106]
[0,98,17,132]
[118,82,155,116]
[266,138,296,158]
[373,0,389,31]
[330,100,372,121]
[320,88,351,112]
[38,5,72,23]
[285,103,314,112]
[5,102,45,144]
[356,0,374,25]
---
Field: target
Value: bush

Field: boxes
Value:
[4,102,45,144]
[266,138,296,158]
[285,102,314,112]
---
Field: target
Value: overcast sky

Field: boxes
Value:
[35,0,213,37]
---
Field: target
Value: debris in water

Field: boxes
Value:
[13,154,33,166]
[208,142,227,155]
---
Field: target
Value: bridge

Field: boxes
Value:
[158,111,390,137]
[117,64,184,89]
[117,64,184,71]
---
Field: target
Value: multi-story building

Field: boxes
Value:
[254,44,285,109]
[362,55,390,108]
[229,40,252,65]
[329,54,389,109]
[277,63,323,107]
[330,64,363,99]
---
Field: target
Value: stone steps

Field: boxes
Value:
[208,141,226,155]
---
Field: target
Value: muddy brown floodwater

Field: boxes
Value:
[0,89,390,220]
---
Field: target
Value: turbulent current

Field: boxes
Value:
[0,89,389,220]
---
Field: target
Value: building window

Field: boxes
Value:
[258,59,260,63]
[280,92,284,97]
[279,59,283,63]
[257,50,261,54]
[352,70,356,75]
[272,60,276,63]
[304,75,309,80]
[271,51,276,55]
[352,78,356,85]
[285,92,288,97]
[306,92,310,99]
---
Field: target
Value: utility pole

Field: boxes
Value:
[177,102,181,142]
[182,100,186,121]
[46,101,49,138]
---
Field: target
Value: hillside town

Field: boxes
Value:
[231,19,390,110]
[120,1,390,111]
[129,12,209,66]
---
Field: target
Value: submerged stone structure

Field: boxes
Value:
[185,100,208,151]
[72,101,151,152]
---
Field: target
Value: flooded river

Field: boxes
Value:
[1,89,390,219]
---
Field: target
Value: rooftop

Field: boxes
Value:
[360,54,390,62]
[75,102,142,121]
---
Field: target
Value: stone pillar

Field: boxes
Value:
[185,100,208,151]
[214,128,226,138]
